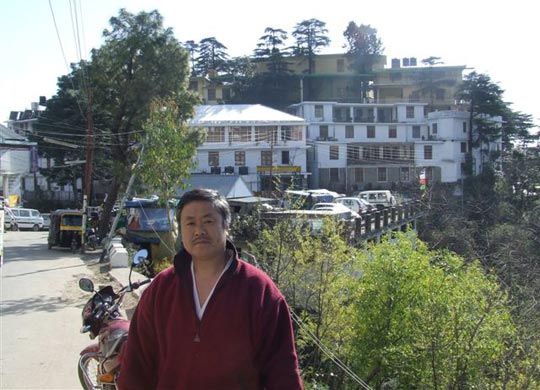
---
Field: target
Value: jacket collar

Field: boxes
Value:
[173,239,239,277]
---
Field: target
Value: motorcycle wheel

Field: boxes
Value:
[78,354,100,390]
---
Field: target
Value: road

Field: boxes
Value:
[0,230,114,390]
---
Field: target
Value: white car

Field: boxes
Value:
[334,197,375,214]
[311,202,361,219]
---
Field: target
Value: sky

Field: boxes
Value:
[1,0,539,131]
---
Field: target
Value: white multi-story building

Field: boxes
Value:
[287,101,502,193]
[188,104,309,193]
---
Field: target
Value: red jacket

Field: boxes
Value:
[118,241,303,389]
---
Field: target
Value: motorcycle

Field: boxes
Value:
[85,227,100,251]
[78,249,151,390]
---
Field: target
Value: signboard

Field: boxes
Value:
[256,165,301,174]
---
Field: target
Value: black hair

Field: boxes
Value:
[177,188,231,228]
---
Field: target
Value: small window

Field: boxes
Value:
[261,151,272,166]
[432,123,438,134]
[337,59,345,72]
[463,122,467,133]
[406,106,414,118]
[208,151,219,166]
[282,151,290,164]
[330,168,339,182]
[389,126,397,138]
[461,142,467,153]
[400,167,410,181]
[320,125,329,139]
[412,126,421,138]
[367,126,375,138]
[329,145,339,160]
[345,125,354,139]
[189,81,198,90]
[377,168,387,182]
[315,105,323,119]
[424,145,433,160]
[207,88,216,101]
[235,151,245,166]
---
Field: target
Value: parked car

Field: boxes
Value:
[355,190,396,209]
[335,197,375,214]
[41,213,51,230]
[6,207,44,231]
[311,202,361,219]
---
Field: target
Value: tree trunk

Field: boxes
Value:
[98,175,121,240]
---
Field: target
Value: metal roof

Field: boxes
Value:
[189,104,305,125]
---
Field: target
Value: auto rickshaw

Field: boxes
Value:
[47,209,84,253]
[123,197,178,264]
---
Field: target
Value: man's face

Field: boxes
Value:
[180,200,228,261]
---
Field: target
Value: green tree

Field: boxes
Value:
[249,217,361,388]
[87,8,193,237]
[351,233,518,389]
[291,19,330,74]
[134,97,203,266]
[456,71,508,174]
[194,37,229,77]
[342,22,384,100]
[33,62,112,205]
[254,27,289,58]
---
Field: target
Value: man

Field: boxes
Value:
[118,188,303,389]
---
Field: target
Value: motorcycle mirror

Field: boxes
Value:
[133,249,148,266]
[79,278,95,292]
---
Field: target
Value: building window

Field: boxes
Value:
[330,168,339,182]
[281,151,290,164]
[383,146,392,160]
[337,59,345,72]
[207,88,216,101]
[208,151,219,166]
[354,168,363,183]
[345,125,354,138]
[400,167,410,181]
[432,122,438,134]
[406,106,414,118]
[329,145,339,160]
[315,105,323,119]
[235,151,245,166]
[461,142,467,153]
[424,145,433,160]
[229,126,251,142]
[463,122,467,133]
[389,126,397,138]
[320,125,329,140]
[347,145,360,161]
[255,126,278,142]
[206,127,225,142]
[367,125,375,138]
[412,125,421,138]
[261,150,272,166]
[189,81,198,90]
[281,125,303,141]
[377,167,387,182]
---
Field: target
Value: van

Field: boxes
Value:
[7,207,44,231]
[355,190,396,209]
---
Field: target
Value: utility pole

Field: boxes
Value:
[83,88,94,204]
[82,88,94,251]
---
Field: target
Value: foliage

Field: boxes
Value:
[254,27,289,58]
[193,37,229,77]
[86,8,193,237]
[33,62,112,198]
[351,233,518,389]
[134,97,204,265]
[291,19,330,74]
[342,22,383,74]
